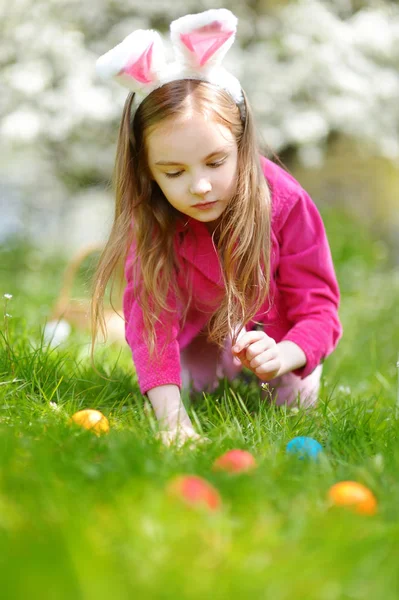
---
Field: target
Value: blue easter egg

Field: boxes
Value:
[286,436,323,460]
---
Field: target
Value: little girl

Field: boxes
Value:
[93,9,342,445]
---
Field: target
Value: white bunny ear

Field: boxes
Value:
[170,9,237,69]
[96,30,166,93]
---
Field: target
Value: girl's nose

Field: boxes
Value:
[189,178,212,196]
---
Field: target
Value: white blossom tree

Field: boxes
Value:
[0,0,398,247]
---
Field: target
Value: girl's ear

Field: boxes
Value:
[170,9,237,69]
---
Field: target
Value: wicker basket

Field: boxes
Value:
[48,244,126,344]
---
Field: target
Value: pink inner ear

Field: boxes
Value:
[180,21,234,67]
[122,42,154,84]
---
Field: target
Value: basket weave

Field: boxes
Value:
[49,244,126,344]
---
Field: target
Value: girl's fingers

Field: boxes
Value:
[232,330,264,351]
[249,347,278,370]
[234,349,249,367]
[255,359,280,376]
[156,426,210,448]
[232,330,273,354]
[245,338,276,361]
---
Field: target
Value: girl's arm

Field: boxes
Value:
[276,340,306,375]
[147,385,209,447]
[123,242,183,395]
[123,244,205,446]
[147,384,193,430]
[273,187,342,378]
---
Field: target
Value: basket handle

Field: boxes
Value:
[51,243,104,316]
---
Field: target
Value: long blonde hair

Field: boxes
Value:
[91,79,272,358]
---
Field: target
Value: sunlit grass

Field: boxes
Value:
[0,208,398,599]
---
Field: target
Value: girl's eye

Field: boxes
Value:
[164,158,226,178]
[208,159,226,168]
[165,171,183,178]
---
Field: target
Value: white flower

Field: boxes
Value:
[4,294,12,299]
[372,453,384,472]
[49,402,60,411]
[337,385,351,395]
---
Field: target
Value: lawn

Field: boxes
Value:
[0,207,398,600]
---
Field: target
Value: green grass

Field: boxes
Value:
[0,208,399,600]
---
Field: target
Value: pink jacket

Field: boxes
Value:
[123,156,342,394]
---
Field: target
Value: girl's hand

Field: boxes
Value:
[156,425,210,449]
[232,330,282,382]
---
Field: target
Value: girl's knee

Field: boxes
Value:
[180,332,243,393]
[263,364,323,408]
[180,333,220,392]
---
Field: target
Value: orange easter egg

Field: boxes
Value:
[213,449,257,474]
[328,481,377,515]
[70,409,110,435]
[167,475,222,512]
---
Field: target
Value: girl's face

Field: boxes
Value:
[146,110,238,231]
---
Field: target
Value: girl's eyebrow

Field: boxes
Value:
[155,147,228,166]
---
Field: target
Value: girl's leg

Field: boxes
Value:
[263,364,323,408]
[180,331,243,393]
[181,330,322,407]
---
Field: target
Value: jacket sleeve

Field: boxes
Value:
[123,242,182,394]
[276,189,343,378]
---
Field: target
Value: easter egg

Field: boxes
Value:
[328,481,377,515]
[167,475,221,511]
[286,436,323,459]
[213,449,257,473]
[70,409,110,435]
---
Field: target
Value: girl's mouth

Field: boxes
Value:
[194,201,218,211]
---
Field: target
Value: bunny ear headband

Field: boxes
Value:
[96,8,245,119]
